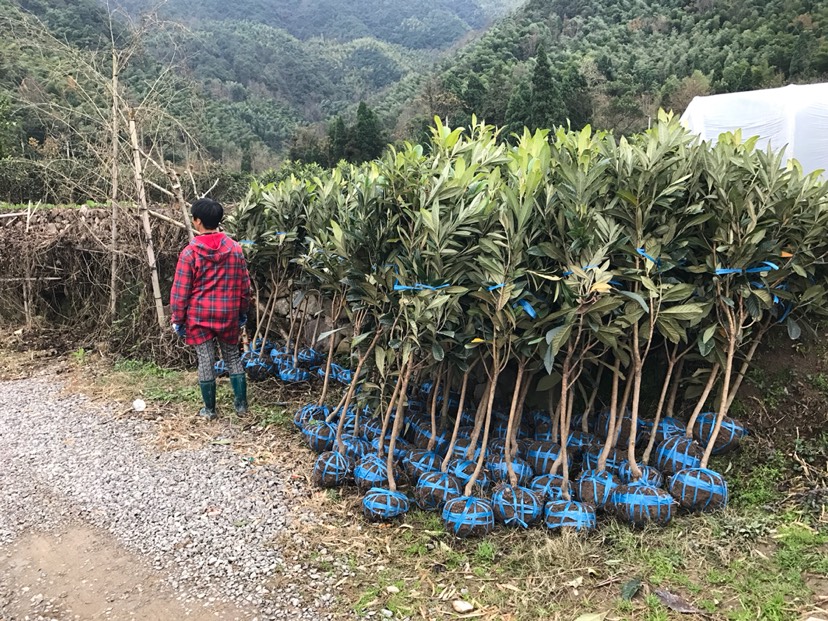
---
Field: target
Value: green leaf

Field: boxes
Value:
[619,290,649,313]
[375,347,386,376]
[787,317,802,340]
[661,303,706,322]
[432,342,445,362]
[702,325,716,344]
[536,373,561,392]
[621,578,642,601]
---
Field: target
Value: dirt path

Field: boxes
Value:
[0,525,249,621]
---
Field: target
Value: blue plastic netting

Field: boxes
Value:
[543,500,596,532]
[618,461,664,488]
[567,431,596,454]
[371,436,411,462]
[692,413,746,456]
[492,485,544,528]
[530,473,572,502]
[651,417,686,446]
[442,496,495,538]
[655,436,703,476]
[449,438,487,461]
[415,471,462,510]
[280,366,311,383]
[313,451,351,488]
[362,487,410,521]
[576,469,619,508]
[302,421,337,454]
[450,459,490,489]
[489,457,534,486]
[525,441,561,475]
[612,484,675,526]
[668,467,728,511]
[297,348,322,366]
[361,417,385,441]
[582,446,623,473]
[294,404,330,430]
[354,454,390,491]
[214,359,228,377]
[341,436,372,462]
[405,450,442,480]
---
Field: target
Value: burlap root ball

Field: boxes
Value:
[354,454,390,492]
[668,467,728,512]
[692,413,747,456]
[405,449,442,480]
[525,441,562,475]
[362,487,410,521]
[611,484,675,527]
[442,496,495,538]
[302,421,338,454]
[543,500,596,532]
[530,473,573,502]
[575,469,619,509]
[312,451,351,488]
[489,456,534,486]
[655,436,704,476]
[415,471,462,510]
[492,484,544,528]
[618,461,664,488]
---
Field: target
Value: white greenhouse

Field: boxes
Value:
[680,83,828,177]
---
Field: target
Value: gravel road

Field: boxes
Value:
[0,375,345,620]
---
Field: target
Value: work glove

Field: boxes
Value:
[172,323,186,339]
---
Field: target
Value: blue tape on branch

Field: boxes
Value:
[313,451,351,488]
[492,485,544,528]
[487,282,506,291]
[668,467,729,511]
[393,280,450,292]
[636,247,662,269]
[562,264,599,277]
[362,487,410,521]
[239,240,255,246]
[716,261,780,275]
[515,299,538,319]
[543,500,596,532]
[442,496,495,537]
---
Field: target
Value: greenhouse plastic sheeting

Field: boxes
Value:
[681,83,828,177]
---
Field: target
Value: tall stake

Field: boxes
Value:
[108,46,119,320]
[128,112,165,329]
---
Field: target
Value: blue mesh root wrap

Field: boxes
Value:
[668,467,729,511]
[567,431,596,454]
[693,413,746,456]
[582,446,622,473]
[302,421,337,454]
[362,487,410,521]
[341,436,371,462]
[653,417,686,445]
[361,417,385,441]
[442,496,495,537]
[492,485,544,528]
[450,459,490,489]
[450,439,487,461]
[405,450,442,480]
[612,484,675,526]
[297,348,322,366]
[294,403,330,430]
[415,472,462,510]
[489,457,534,486]
[371,436,411,462]
[543,500,596,532]
[313,451,351,488]
[655,436,703,476]
[530,474,572,502]
[619,462,664,488]
[413,427,450,455]
[487,439,507,457]
[534,425,556,442]
[576,469,619,508]
[526,441,561,475]
[491,421,510,440]
[280,366,311,383]
[354,454,389,490]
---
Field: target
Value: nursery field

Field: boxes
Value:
[1,337,824,621]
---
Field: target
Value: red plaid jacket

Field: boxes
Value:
[170,232,251,346]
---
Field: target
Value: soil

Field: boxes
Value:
[0,525,249,621]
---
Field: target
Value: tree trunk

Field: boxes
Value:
[128,114,165,329]
[442,364,474,471]
[318,293,344,406]
[701,321,739,468]
[377,356,405,459]
[426,362,444,452]
[464,379,491,461]
[642,349,680,464]
[504,361,526,488]
[387,360,415,492]
[685,362,721,438]
[335,329,384,452]
[167,166,194,240]
[665,356,684,418]
[626,323,644,480]
[726,319,771,410]
[582,362,605,432]
[597,358,621,472]
[464,360,500,496]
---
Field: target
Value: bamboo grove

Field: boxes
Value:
[224,113,828,535]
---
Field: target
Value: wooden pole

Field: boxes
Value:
[167,165,194,240]
[129,112,166,329]
[109,47,119,320]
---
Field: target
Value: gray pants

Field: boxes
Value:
[194,340,244,382]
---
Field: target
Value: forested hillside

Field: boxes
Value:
[376,0,828,140]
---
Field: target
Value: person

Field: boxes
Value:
[170,198,251,420]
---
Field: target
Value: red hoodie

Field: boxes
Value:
[170,232,251,346]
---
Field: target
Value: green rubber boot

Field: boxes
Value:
[198,380,217,421]
[229,373,248,416]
